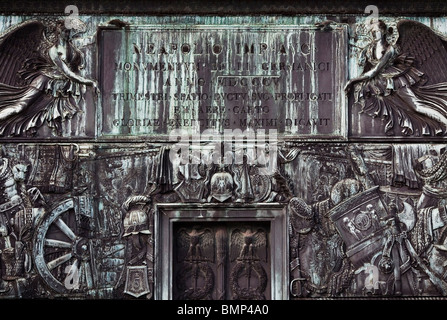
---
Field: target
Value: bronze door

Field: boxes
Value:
[173,222,270,300]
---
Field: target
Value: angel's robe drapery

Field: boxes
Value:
[0,74,83,136]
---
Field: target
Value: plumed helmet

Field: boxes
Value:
[123,208,150,236]
[122,195,151,237]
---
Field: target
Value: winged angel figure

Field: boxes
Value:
[0,18,98,136]
[345,19,447,136]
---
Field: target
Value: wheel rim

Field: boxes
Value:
[33,198,94,294]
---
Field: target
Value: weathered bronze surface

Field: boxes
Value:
[99,25,347,139]
[0,4,446,301]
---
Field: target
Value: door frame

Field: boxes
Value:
[154,202,289,300]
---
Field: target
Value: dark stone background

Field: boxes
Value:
[0,0,445,16]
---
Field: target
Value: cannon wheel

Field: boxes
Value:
[33,198,94,294]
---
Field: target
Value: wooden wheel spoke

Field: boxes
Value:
[44,239,72,249]
[47,252,72,271]
[54,217,76,241]
[80,261,94,289]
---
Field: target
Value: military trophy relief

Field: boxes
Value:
[2,137,446,299]
[0,142,128,298]
[287,143,447,298]
[172,146,290,205]
[0,141,158,298]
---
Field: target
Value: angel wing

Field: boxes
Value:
[393,21,447,135]
[0,20,50,87]
[395,20,447,85]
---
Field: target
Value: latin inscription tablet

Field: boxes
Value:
[99,25,348,139]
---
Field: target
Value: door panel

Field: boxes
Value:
[173,222,270,300]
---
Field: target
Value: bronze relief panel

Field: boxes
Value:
[0,9,445,301]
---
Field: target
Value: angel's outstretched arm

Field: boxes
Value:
[48,46,100,94]
[72,34,96,48]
